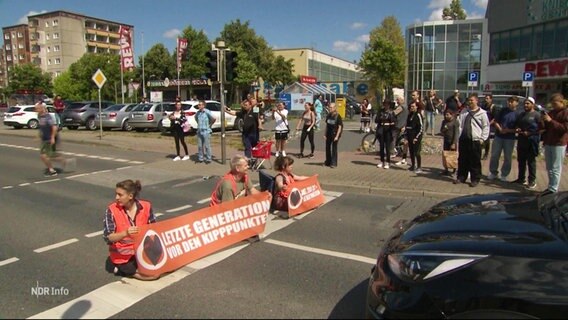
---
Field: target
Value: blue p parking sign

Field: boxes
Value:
[468,72,479,87]
[522,72,534,87]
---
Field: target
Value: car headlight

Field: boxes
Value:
[387,252,487,282]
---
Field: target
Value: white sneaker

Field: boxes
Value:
[282,151,286,157]
[376,162,383,168]
[275,151,280,157]
[487,173,497,180]
[384,163,390,169]
[182,155,190,161]
[415,168,423,174]
[173,156,181,161]
[499,175,508,182]
[395,159,407,166]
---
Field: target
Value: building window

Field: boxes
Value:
[19,54,24,60]
[52,19,59,26]
[55,71,61,77]
[45,21,49,27]
[6,56,11,61]
[53,33,59,39]
[48,59,51,65]
[55,58,61,64]
[47,46,51,53]
[18,43,24,49]
[5,45,11,51]
[17,32,23,38]
[46,34,50,40]
[4,33,9,40]
[11,32,16,38]
[54,45,60,52]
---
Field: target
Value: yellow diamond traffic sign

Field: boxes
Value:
[92,69,107,89]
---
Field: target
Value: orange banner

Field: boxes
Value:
[287,175,325,217]
[133,192,271,277]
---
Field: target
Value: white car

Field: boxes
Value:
[3,105,58,129]
[161,100,238,131]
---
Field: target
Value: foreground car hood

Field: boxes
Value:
[389,193,568,258]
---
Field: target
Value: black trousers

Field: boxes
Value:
[325,137,338,166]
[378,131,392,163]
[300,125,315,155]
[517,137,537,183]
[457,138,482,182]
[408,137,422,169]
[172,125,188,156]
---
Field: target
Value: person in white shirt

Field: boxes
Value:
[360,98,373,133]
[272,101,289,157]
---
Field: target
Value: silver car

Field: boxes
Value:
[95,103,138,131]
[129,102,174,132]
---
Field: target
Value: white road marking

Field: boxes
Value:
[66,173,90,179]
[19,183,31,187]
[264,239,376,265]
[114,158,130,162]
[116,166,133,170]
[129,161,145,164]
[0,257,19,267]
[166,205,192,213]
[155,213,164,217]
[34,179,60,184]
[85,231,104,238]
[2,186,14,189]
[33,238,79,253]
[196,197,211,204]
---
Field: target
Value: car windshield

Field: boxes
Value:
[105,104,124,111]
[7,107,21,113]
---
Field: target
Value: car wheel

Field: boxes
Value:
[67,125,79,130]
[86,117,97,131]
[122,119,132,131]
[236,118,244,132]
[27,119,39,129]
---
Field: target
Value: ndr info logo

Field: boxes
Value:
[31,281,69,297]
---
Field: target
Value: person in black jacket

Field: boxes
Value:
[375,99,396,169]
[406,101,424,173]
[440,109,459,176]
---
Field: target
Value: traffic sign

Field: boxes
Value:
[92,69,107,89]
[522,71,534,87]
[468,72,479,87]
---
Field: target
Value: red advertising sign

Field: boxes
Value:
[287,175,325,217]
[133,192,271,277]
[177,38,188,73]
[300,75,317,84]
[525,59,568,78]
[118,25,134,71]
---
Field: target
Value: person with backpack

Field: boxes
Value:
[209,154,261,206]
[273,156,309,211]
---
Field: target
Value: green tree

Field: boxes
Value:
[178,26,210,81]
[6,63,53,97]
[358,16,405,101]
[140,44,176,82]
[443,0,467,20]
[265,55,296,89]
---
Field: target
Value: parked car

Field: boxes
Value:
[161,100,238,132]
[365,192,568,319]
[95,103,138,131]
[3,105,57,129]
[129,102,174,132]
[61,101,114,130]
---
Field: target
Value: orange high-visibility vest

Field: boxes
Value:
[210,172,249,206]
[108,200,152,264]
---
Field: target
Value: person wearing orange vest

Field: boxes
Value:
[273,156,309,211]
[103,179,158,281]
[210,154,260,206]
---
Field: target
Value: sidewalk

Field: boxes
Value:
[2,129,566,200]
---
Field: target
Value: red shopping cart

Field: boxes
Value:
[250,140,273,171]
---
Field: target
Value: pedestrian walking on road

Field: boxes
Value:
[103,179,159,281]
[296,102,316,158]
[36,101,72,176]
[169,101,189,161]
[514,97,541,190]
[195,100,215,163]
[455,93,490,187]
[539,93,568,196]
[324,103,343,168]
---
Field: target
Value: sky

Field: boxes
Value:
[0,0,488,63]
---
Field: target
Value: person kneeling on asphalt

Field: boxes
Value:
[103,179,159,281]
[273,156,309,211]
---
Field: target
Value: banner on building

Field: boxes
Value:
[118,25,134,72]
[133,192,271,277]
[177,38,189,73]
[287,175,325,217]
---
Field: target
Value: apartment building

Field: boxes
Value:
[0,48,6,89]
[2,10,132,80]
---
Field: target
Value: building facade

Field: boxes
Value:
[485,0,568,104]
[2,10,132,82]
[405,18,487,102]
[0,48,6,89]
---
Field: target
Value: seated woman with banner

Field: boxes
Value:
[273,156,309,211]
[103,179,159,281]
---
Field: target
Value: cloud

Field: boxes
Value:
[472,0,488,9]
[350,22,367,30]
[467,11,485,19]
[333,40,362,53]
[18,10,47,24]
[428,8,445,21]
[426,0,487,21]
[356,34,370,43]
[162,28,181,39]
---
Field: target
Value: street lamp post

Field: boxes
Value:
[414,33,422,92]
[216,40,228,165]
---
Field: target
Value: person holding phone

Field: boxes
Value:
[272,101,289,157]
[539,93,568,196]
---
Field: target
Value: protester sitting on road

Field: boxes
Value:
[103,179,159,281]
[210,154,260,206]
[296,102,316,159]
[273,156,309,211]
